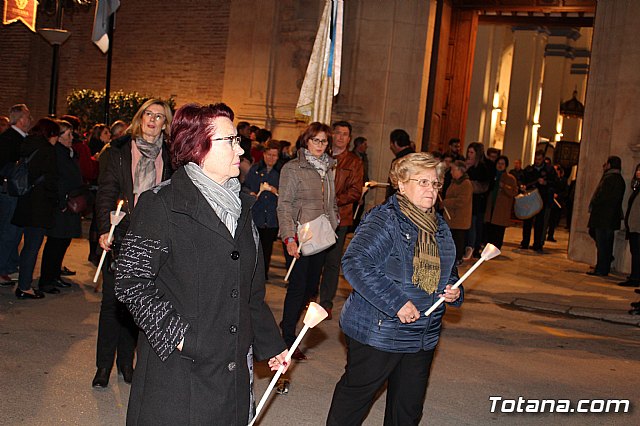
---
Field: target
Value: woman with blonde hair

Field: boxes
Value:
[92,99,173,388]
[328,152,462,425]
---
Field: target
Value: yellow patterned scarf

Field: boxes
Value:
[397,194,440,294]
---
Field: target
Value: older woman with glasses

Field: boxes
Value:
[115,103,287,425]
[327,152,462,426]
[92,99,174,388]
[277,122,339,361]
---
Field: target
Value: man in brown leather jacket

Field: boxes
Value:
[319,121,363,319]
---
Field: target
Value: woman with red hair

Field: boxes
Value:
[115,103,288,425]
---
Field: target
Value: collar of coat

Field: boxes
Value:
[170,166,255,244]
[386,195,448,240]
[295,148,336,170]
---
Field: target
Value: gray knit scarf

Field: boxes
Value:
[133,135,163,196]
[185,162,242,237]
[303,148,331,178]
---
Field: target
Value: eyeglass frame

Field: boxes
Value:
[211,135,242,149]
[407,178,443,189]
[308,137,329,147]
[143,110,167,122]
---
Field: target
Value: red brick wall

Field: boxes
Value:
[0,1,230,125]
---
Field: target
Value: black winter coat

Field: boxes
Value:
[47,143,83,238]
[95,135,172,241]
[115,167,286,425]
[522,162,557,206]
[588,169,625,230]
[0,127,24,171]
[12,135,58,228]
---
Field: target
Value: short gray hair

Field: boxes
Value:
[389,152,444,189]
[9,104,28,125]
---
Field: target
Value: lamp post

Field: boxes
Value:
[38,1,70,117]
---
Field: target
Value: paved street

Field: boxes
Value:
[0,225,638,425]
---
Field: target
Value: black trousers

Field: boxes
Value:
[96,255,138,370]
[521,207,549,249]
[319,226,349,310]
[547,206,561,239]
[593,228,615,275]
[281,244,327,347]
[629,232,640,282]
[38,237,71,289]
[327,336,435,426]
[450,228,467,261]
[257,227,278,279]
[485,223,506,249]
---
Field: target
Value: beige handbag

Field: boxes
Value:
[297,214,337,256]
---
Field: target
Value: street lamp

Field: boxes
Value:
[38,2,70,117]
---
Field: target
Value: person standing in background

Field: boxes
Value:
[11,118,60,299]
[92,100,174,388]
[385,129,415,199]
[0,104,31,286]
[319,121,363,319]
[586,156,625,277]
[621,163,640,290]
[243,140,281,280]
[351,136,369,228]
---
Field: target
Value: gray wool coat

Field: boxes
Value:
[277,149,339,240]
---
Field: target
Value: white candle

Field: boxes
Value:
[93,200,125,283]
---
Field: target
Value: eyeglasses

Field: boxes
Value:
[211,135,242,149]
[309,137,329,146]
[143,110,166,122]
[407,178,443,189]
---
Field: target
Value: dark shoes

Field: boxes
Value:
[586,271,608,277]
[92,368,111,388]
[275,378,290,395]
[630,301,640,309]
[40,286,60,294]
[325,307,332,320]
[60,266,76,276]
[618,280,640,288]
[547,237,557,242]
[629,308,640,316]
[55,278,72,288]
[118,365,134,384]
[635,289,640,295]
[0,274,15,287]
[15,288,45,299]
[291,348,307,361]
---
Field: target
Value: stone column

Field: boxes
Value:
[502,28,547,167]
[538,35,573,143]
[568,0,640,275]
[465,25,513,150]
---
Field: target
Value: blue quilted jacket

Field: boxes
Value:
[339,195,463,353]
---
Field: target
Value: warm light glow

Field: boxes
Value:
[492,91,500,109]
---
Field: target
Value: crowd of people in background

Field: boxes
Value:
[2,99,640,424]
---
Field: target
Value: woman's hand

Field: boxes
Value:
[286,241,300,259]
[439,284,460,303]
[99,233,112,251]
[268,349,289,373]
[397,300,420,323]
